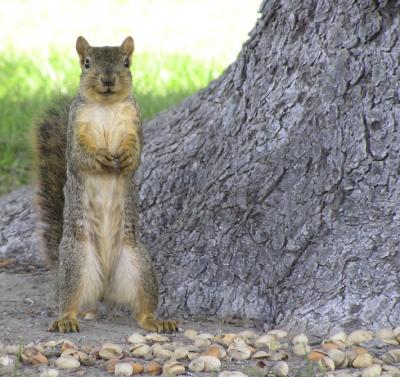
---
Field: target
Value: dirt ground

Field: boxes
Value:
[0,268,273,376]
[1,268,399,377]
[0,269,156,344]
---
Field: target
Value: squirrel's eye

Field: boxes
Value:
[124,58,130,68]
[84,58,90,69]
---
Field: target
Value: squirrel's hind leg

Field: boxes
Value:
[131,244,178,334]
[50,237,103,333]
[107,243,178,333]
[135,292,178,334]
[49,268,81,333]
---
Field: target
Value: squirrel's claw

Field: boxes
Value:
[162,319,178,333]
[116,150,134,171]
[138,317,178,333]
[95,148,117,172]
[49,318,80,333]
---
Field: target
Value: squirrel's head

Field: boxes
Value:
[76,36,134,104]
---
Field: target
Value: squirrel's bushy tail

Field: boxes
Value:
[34,96,71,267]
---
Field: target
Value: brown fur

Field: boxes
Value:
[34,97,70,267]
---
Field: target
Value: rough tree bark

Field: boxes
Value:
[1,0,400,334]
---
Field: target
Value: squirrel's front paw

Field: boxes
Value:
[95,148,120,172]
[49,318,80,333]
[138,317,178,333]
[115,150,137,172]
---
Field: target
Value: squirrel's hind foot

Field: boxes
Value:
[49,318,80,333]
[138,316,178,334]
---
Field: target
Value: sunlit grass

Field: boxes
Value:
[0,0,260,194]
[0,51,225,194]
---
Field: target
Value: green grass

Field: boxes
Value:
[0,50,225,194]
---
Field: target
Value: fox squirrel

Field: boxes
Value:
[35,36,177,333]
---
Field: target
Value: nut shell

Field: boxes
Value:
[173,346,190,360]
[197,333,214,340]
[218,372,248,377]
[99,343,123,360]
[39,369,59,377]
[327,349,348,368]
[163,361,186,375]
[240,330,259,341]
[189,358,205,372]
[375,328,394,340]
[267,330,288,339]
[184,329,198,340]
[307,350,327,361]
[292,334,308,345]
[361,364,382,377]
[256,334,281,350]
[293,343,311,357]
[115,363,134,376]
[353,353,373,368]
[196,355,221,372]
[152,345,172,359]
[130,343,150,358]
[55,356,80,369]
[204,345,227,359]
[347,330,373,346]
[21,347,48,366]
[251,351,270,360]
[145,333,169,343]
[228,343,252,360]
[188,352,200,360]
[131,363,144,375]
[328,331,347,343]
[61,340,77,352]
[145,361,162,375]
[381,349,400,365]
[270,350,289,361]
[195,338,212,348]
[104,360,118,373]
[0,355,16,369]
[218,334,240,347]
[317,356,335,371]
[128,333,147,344]
[273,361,289,377]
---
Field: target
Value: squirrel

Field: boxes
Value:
[34,36,177,333]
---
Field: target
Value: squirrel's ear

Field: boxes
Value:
[76,36,90,63]
[121,36,134,57]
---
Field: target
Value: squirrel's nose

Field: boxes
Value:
[101,75,116,87]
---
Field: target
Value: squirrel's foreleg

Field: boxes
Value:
[114,126,142,174]
[75,122,118,172]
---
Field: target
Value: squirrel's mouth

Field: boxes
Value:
[97,85,116,96]
[101,88,115,96]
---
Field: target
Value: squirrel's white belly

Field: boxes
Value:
[77,102,138,155]
[80,174,126,306]
[76,101,140,308]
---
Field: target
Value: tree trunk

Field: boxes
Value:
[2,0,400,334]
